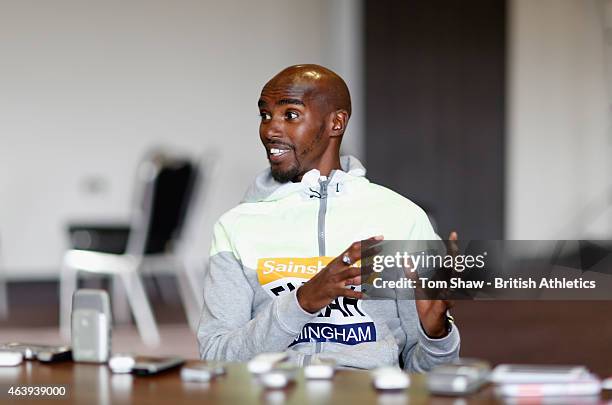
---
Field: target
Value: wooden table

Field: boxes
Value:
[0,360,604,404]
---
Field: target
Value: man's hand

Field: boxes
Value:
[297,236,384,314]
[415,231,458,338]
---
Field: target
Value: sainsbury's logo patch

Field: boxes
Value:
[256,257,334,285]
[256,256,376,347]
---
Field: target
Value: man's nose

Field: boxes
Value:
[262,117,283,140]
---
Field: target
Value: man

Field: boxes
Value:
[198,64,460,370]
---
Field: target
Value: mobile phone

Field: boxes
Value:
[490,364,589,384]
[37,347,72,363]
[131,356,185,376]
[427,358,490,395]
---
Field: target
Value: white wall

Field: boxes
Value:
[9,0,608,277]
[0,0,364,278]
[508,0,612,239]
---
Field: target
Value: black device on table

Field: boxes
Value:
[131,356,185,375]
[0,343,72,363]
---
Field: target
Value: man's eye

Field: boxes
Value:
[285,111,299,120]
[259,112,271,121]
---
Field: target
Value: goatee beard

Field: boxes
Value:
[271,164,300,183]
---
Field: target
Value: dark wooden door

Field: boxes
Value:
[365,0,506,239]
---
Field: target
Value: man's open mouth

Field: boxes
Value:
[267,143,294,164]
[269,147,290,157]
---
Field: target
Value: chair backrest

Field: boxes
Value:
[127,151,198,256]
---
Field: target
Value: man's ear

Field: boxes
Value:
[329,110,349,138]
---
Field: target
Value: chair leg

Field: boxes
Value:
[184,257,204,310]
[111,277,131,324]
[118,270,160,347]
[175,260,201,331]
[59,256,78,341]
[150,274,167,304]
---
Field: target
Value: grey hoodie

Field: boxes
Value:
[197,156,460,370]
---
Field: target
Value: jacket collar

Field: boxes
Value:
[241,155,366,203]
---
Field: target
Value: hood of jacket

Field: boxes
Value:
[241,155,367,203]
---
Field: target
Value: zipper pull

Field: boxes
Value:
[318,177,329,199]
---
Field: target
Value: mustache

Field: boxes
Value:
[265,141,294,150]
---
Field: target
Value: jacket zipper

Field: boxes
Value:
[315,174,332,354]
[317,176,330,256]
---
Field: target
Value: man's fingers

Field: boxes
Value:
[330,236,384,272]
[335,266,361,281]
[338,288,363,300]
[344,275,361,286]
[361,244,383,261]
[331,241,362,270]
[448,231,459,257]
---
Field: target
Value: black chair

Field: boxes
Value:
[59,149,200,346]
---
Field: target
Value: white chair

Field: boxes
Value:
[59,150,203,346]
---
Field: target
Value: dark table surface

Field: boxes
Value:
[0,360,607,404]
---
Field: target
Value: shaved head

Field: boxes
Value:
[263,64,351,119]
[258,64,351,182]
